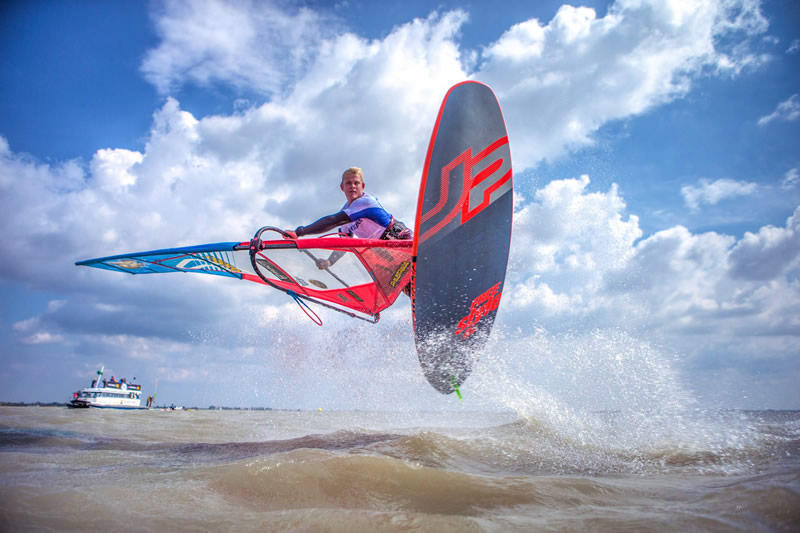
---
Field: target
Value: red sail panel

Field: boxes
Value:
[250,238,412,318]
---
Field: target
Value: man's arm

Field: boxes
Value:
[292,211,351,237]
[316,250,346,269]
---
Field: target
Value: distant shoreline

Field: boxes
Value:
[0,402,277,411]
[2,403,798,413]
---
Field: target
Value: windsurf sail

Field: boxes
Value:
[76,227,413,323]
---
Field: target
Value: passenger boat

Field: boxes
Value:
[68,366,146,409]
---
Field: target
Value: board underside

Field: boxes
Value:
[412,81,513,394]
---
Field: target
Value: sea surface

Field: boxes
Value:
[0,406,798,532]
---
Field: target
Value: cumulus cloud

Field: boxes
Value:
[12,300,69,345]
[21,332,66,345]
[601,225,738,327]
[728,207,800,281]
[787,39,800,54]
[141,0,339,95]
[680,178,758,209]
[504,176,799,354]
[138,0,770,171]
[758,93,800,126]
[508,175,641,317]
[477,0,768,168]
[783,168,799,190]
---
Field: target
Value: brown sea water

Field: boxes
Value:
[0,406,798,532]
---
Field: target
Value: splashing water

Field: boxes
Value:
[187,297,775,476]
[470,325,766,474]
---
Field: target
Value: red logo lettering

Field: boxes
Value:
[454,282,502,339]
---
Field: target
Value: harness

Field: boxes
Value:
[380,217,413,240]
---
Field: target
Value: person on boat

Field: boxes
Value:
[283,167,412,269]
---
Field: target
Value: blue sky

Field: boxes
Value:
[1,0,798,411]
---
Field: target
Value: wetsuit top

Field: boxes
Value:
[338,193,393,239]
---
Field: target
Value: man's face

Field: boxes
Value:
[341,173,365,203]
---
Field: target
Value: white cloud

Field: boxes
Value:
[141,0,339,96]
[95,303,124,312]
[602,225,737,323]
[154,366,210,383]
[728,207,800,281]
[477,0,768,168]
[509,175,641,312]
[13,317,65,345]
[137,0,770,171]
[680,178,758,209]
[21,332,65,345]
[758,93,800,126]
[786,39,800,54]
[46,300,66,313]
[782,168,799,190]
[93,334,191,361]
[503,177,799,366]
[12,300,69,345]
[12,317,39,333]
[90,148,143,192]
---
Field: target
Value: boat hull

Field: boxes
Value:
[68,400,147,410]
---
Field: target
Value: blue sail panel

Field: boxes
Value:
[76,243,247,278]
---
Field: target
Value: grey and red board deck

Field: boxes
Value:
[412,81,513,394]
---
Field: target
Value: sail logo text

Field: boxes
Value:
[175,254,241,273]
[390,261,410,287]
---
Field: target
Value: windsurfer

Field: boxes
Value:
[284,167,412,269]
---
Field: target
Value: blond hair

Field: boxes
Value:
[341,167,364,183]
